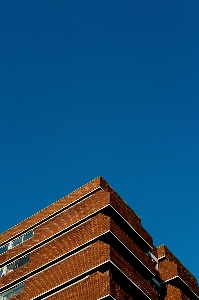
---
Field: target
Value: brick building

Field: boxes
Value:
[0,176,198,299]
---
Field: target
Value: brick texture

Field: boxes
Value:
[157,245,199,295]
[0,190,153,265]
[0,214,156,290]
[0,191,110,264]
[44,272,134,300]
[110,247,157,300]
[110,190,153,247]
[163,284,190,300]
[110,219,156,275]
[0,177,153,248]
[0,177,104,244]
[9,241,110,299]
[3,241,155,300]
[0,213,109,288]
[43,272,111,300]
[0,177,198,300]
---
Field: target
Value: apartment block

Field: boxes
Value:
[0,176,198,299]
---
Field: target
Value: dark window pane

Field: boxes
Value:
[0,245,8,255]
[12,237,23,248]
[7,292,13,298]
[13,283,24,295]
[7,262,17,272]
[23,230,33,241]
[18,255,29,267]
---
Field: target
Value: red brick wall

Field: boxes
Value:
[109,190,153,247]
[110,219,156,275]
[1,177,197,300]
[110,278,134,300]
[10,241,110,299]
[110,247,157,300]
[0,191,110,264]
[157,245,199,294]
[43,272,111,300]
[0,176,153,249]
[0,177,104,244]
[0,214,110,288]
[164,284,190,300]
[1,213,156,291]
[4,240,155,300]
[42,271,134,300]
[0,190,153,265]
[158,260,177,281]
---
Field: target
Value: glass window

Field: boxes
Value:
[23,230,34,241]
[1,255,30,277]
[1,290,12,299]
[13,282,25,297]
[18,255,29,267]
[0,229,34,256]
[0,269,3,277]
[7,259,22,273]
[12,237,23,248]
[6,291,13,299]
[7,263,16,273]
[0,282,24,299]
[0,245,8,255]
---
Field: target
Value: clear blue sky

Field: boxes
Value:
[0,0,199,281]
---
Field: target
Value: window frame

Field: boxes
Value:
[0,230,34,255]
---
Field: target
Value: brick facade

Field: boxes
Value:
[0,176,198,299]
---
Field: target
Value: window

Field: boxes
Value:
[0,245,8,255]
[0,255,30,277]
[23,231,34,241]
[18,255,30,267]
[0,282,24,299]
[12,230,34,248]
[0,230,34,255]
[12,237,23,248]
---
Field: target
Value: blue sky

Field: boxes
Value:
[0,0,199,281]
